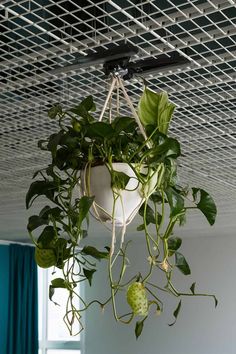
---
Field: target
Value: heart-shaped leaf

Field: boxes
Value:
[81,246,109,260]
[111,170,130,190]
[168,237,182,256]
[38,226,57,248]
[26,180,57,209]
[48,104,62,119]
[70,96,95,119]
[139,204,156,224]
[83,268,96,286]
[175,252,191,275]
[27,215,49,232]
[192,188,217,226]
[165,187,184,218]
[169,300,182,326]
[138,87,175,135]
[86,122,114,139]
[135,318,146,339]
[78,196,94,227]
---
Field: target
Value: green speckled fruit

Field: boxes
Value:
[35,247,57,268]
[127,282,148,316]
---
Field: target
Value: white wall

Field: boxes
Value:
[83,234,236,354]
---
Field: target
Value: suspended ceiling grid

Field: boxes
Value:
[0,0,236,240]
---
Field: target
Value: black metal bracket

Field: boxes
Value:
[103,50,190,80]
[103,57,132,79]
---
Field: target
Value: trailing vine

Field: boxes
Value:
[26,86,217,338]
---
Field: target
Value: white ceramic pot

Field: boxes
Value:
[81,163,145,226]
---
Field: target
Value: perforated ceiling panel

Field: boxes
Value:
[1,0,236,240]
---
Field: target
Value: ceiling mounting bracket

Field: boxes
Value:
[103,56,135,80]
[103,51,190,80]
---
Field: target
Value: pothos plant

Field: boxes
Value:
[26,83,217,338]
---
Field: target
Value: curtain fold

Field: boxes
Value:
[0,246,9,354]
[7,244,38,354]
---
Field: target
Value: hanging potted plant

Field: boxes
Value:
[26,76,217,338]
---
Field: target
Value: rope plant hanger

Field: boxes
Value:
[81,74,152,257]
[26,66,218,338]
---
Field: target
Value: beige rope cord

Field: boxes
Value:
[98,75,150,145]
[82,75,151,256]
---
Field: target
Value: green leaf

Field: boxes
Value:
[167,237,182,256]
[112,116,136,133]
[27,215,49,232]
[138,204,156,224]
[78,196,94,227]
[37,140,48,151]
[178,213,186,226]
[83,268,96,286]
[150,191,164,204]
[51,277,66,288]
[81,246,109,260]
[32,167,45,179]
[49,285,55,302]
[137,224,145,231]
[68,209,80,227]
[169,300,182,326]
[47,131,64,158]
[138,88,159,127]
[164,157,178,186]
[60,133,79,150]
[145,205,156,224]
[39,206,51,217]
[39,206,62,222]
[38,226,57,248]
[135,318,146,339]
[149,137,181,163]
[81,230,88,238]
[35,247,56,269]
[53,147,69,169]
[55,238,67,251]
[48,104,62,119]
[192,188,217,226]
[138,88,175,135]
[159,101,175,135]
[72,118,82,132]
[26,180,57,209]
[111,170,130,190]
[45,207,62,220]
[70,96,95,119]
[79,96,96,112]
[165,187,184,218]
[54,238,71,266]
[213,296,218,308]
[190,282,196,294]
[175,252,191,275]
[55,244,69,266]
[86,122,114,138]
[49,277,66,305]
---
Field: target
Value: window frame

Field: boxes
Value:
[38,268,83,354]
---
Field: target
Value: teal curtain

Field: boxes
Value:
[7,244,38,354]
[0,246,10,354]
